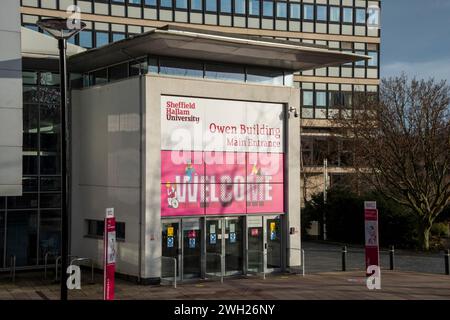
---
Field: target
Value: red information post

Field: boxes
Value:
[364,201,379,272]
[104,208,116,300]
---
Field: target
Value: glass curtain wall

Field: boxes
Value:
[0,71,62,268]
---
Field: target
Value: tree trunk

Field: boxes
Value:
[418,220,433,251]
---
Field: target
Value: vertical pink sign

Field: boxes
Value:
[104,208,116,301]
[364,201,380,273]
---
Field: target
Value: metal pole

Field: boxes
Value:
[445,249,449,276]
[10,255,16,283]
[302,249,305,276]
[221,254,224,284]
[341,246,347,271]
[59,37,69,301]
[389,245,395,271]
[173,258,177,289]
[44,252,48,279]
[91,259,94,284]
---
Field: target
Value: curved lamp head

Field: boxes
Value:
[36,18,86,40]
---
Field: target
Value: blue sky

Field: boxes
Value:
[381,0,450,82]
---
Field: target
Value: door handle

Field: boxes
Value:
[265,243,267,250]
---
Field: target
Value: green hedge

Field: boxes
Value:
[302,188,418,249]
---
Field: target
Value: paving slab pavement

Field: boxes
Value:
[0,270,449,300]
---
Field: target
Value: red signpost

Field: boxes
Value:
[104,208,116,300]
[364,201,379,272]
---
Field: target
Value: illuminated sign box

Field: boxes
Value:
[160,96,285,217]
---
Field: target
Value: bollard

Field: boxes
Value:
[341,246,347,271]
[445,249,449,276]
[389,245,395,270]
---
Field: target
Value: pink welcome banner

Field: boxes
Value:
[160,96,285,217]
[161,151,284,217]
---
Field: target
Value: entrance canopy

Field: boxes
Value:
[69,25,369,73]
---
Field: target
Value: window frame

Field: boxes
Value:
[303,3,314,21]
[262,0,274,18]
[355,8,366,25]
[316,5,327,22]
[329,6,340,23]
[276,1,287,19]
[248,0,260,17]
[289,3,301,20]
[342,6,353,24]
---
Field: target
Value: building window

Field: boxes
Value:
[190,0,202,10]
[249,0,260,16]
[176,0,188,9]
[343,7,353,23]
[368,51,378,67]
[316,91,327,119]
[145,0,157,6]
[316,91,327,106]
[317,5,327,21]
[24,24,39,32]
[302,90,314,118]
[206,0,217,12]
[128,57,149,76]
[128,0,142,4]
[96,31,109,47]
[355,50,366,66]
[205,63,245,82]
[112,32,126,42]
[276,2,287,19]
[160,58,204,78]
[39,210,61,261]
[6,211,38,266]
[262,1,274,17]
[160,0,173,8]
[356,8,366,24]
[235,0,246,15]
[303,4,314,20]
[246,67,284,85]
[343,92,353,108]
[290,3,300,20]
[330,6,340,22]
[303,91,313,106]
[86,219,126,241]
[93,68,108,85]
[79,30,93,48]
[220,0,232,13]
[329,91,343,108]
[109,63,129,81]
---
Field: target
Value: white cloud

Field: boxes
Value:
[381,58,450,83]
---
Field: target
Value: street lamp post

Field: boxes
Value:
[36,18,85,301]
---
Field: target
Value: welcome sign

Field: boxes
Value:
[160,96,285,217]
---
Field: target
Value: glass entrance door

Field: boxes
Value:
[265,216,282,270]
[205,217,244,277]
[246,215,282,274]
[205,218,223,276]
[247,216,264,273]
[161,220,180,279]
[182,219,202,279]
[224,217,243,275]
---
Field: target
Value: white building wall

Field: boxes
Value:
[0,0,22,196]
[71,77,143,276]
